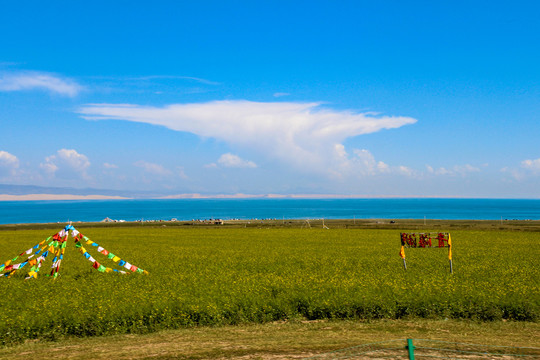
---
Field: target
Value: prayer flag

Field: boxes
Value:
[97,265,106,272]
[97,246,104,253]
[118,260,126,266]
[107,253,115,259]
[112,256,120,262]
[124,262,132,270]
[93,261,100,269]
[448,234,452,260]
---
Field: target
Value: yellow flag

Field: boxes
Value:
[448,234,452,260]
[112,256,120,262]
[399,245,406,259]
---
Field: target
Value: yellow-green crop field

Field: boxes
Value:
[0,226,538,345]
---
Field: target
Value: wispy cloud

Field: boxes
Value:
[129,75,220,85]
[134,161,172,177]
[89,75,220,85]
[0,71,82,96]
[79,100,417,176]
[103,162,118,169]
[214,153,257,168]
[273,92,290,97]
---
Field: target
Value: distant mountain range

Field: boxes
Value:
[0,184,160,198]
[0,184,422,200]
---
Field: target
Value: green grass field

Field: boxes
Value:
[0,225,538,346]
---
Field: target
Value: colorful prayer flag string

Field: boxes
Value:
[0,225,148,280]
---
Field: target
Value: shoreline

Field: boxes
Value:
[1,193,540,201]
[0,194,130,201]
[1,218,539,232]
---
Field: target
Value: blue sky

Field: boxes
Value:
[0,1,539,198]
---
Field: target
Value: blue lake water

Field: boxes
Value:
[0,198,539,224]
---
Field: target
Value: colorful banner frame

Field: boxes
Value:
[399,232,453,273]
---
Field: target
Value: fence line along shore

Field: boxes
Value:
[1,218,539,232]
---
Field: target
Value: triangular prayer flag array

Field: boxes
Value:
[0,224,148,280]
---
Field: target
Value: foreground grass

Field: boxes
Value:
[0,319,538,359]
[0,225,538,346]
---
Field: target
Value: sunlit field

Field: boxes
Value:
[0,226,538,345]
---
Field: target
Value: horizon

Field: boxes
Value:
[1,1,539,198]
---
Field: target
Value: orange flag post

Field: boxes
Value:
[448,233,453,273]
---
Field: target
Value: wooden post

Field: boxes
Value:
[449,259,453,274]
[403,258,407,270]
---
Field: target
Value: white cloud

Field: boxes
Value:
[217,153,257,168]
[501,166,525,181]
[453,164,480,176]
[134,161,172,176]
[521,158,540,173]
[327,147,408,179]
[0,150,20,177]
[79,100,417,176]
[0,71,82,96]
[273,92,290,97]
[426,164,480,177]
[103,162,118,169]
[40,149,90,178]
[396,165,416,177]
